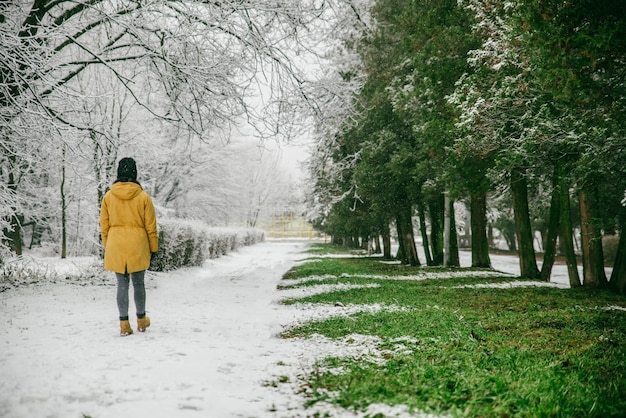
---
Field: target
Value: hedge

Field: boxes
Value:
[149,219,265,271]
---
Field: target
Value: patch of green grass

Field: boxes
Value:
[306,243,368,255]
[283,253,505,282]
[282,248,626,417]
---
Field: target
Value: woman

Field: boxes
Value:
[100,157,158,336]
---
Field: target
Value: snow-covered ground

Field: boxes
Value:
[0,240,604,418]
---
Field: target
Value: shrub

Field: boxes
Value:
[149,219,265,271]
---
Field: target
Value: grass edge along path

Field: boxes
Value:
[278,244,626,418]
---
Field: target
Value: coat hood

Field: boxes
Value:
[110,182,143,200]
[100,182,158,274]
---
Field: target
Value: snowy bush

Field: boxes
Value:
[0,261,49,292]
[150,219,265,271]
[0,256,111,292]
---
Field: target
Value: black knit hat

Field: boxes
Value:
[117,157,137,182]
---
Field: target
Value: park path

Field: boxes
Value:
[0,240,315,418]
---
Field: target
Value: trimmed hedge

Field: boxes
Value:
[149,219,265,272]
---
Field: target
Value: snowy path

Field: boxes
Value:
[0,240,316,418]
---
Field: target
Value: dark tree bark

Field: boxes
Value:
[609,221,626,294]
[428,195,444,266]
[447,197,460,267]
[418,203,433,265]
[400,207,420,266]
[4,215,23,256]
[579,187,607,287]
[61,145,67,259]
[559,176,581,287]
[395,214,407,264]
[381,221,392,259]
[470,191,491,268]
[4,166,23,255]
[373,235,381,254]
[539,169,561,281]
[511,168,539,279]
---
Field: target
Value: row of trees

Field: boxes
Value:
[306,0,626,293]
[1,1,362,260]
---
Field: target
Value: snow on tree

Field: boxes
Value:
[0,0,363,257]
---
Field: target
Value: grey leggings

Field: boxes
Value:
[116,270,146,320]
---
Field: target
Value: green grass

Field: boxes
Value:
[281,244,626,417]
[306,242,370,256]
[284,251,499,282]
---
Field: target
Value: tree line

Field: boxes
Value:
[306,0,626,294]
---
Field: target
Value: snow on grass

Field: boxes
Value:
[361,403,448,418]
[277,274,337,287]
[279,302,412,331]
[385,269,514,280]
[272,277,445,417]
[266,331,447,418]
[308,252,369,258]
[292,258,322,265]
[453,280,568,289]
[300,401,447,418]
[279,269,514,288]
[277,282,381,300]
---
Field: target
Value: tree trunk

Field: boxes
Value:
[609,224,626,294]
[400,207,420,266]
[4,166,23,255]
[383,233,391,259]
[448,197,460,267]
[488,224,495,248]
[395,215,407,263]
[382,222,392,260]
[503,229,517,252]
[444,191,451,266]
[418,204,433,265]
[6,215,23,256]
[579,187,607,287]
[61,170,67,258]
[511,168,539,279]
[539,169,561,281]
[373,235,381,254]
[428,196,444,266]
[559,177,581,287]
[358,235,366,249]
[470,191,491,268]
[61,144,67,259]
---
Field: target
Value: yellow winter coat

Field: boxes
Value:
[100,182,158,274]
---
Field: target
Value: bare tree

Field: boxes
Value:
[0,0,362,255]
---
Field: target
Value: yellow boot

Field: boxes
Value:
[120,320,133,336]
[137,316,150,332]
